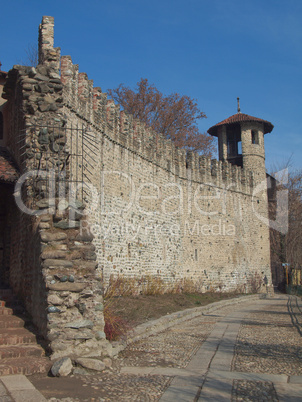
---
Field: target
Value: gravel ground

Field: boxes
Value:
[231,380,278,401]
[30,296,302,401]
[232,298,302,376]
[48,373,171,402]
[116,304,236,370]
[117,320,215,369]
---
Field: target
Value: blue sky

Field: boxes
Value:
[1,0,301,171]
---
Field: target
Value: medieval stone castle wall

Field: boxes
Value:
[0,16,273,360]
[57,26,271,292]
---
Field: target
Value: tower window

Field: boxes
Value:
[227,130,241,156]
[226,125,243,167]
[251,130,259,145]
[0,112,3,140]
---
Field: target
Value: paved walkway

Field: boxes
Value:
[1,293,301,401]
[121,294,302,401]
[160,295,302,401]
[0,374,46,401]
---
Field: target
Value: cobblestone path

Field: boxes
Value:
[1,293,301,401]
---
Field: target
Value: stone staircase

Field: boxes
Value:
[0,289,51,376]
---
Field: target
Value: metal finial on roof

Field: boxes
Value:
[237,97,241,113]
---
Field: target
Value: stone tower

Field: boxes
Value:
[207,99,274,186]
[208,101,274,292]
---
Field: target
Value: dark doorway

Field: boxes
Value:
[0,184,13,288]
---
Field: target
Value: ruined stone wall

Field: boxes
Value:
[1,16,111,360]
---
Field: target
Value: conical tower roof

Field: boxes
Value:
[208,112,274,137]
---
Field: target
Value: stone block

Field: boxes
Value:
[41,232,67,242]
[47,283,87,292]
[51,357,73,377]
[65,320,94,329]
[75,358,105,372]
[43,259,73,267]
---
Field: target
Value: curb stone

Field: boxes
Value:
[112,294,262,355]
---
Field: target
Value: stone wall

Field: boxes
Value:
[2,16,111,360]
[1,15,272,359]
[58,35,271,292]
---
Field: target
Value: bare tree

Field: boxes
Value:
[108,78,215,156]
[19,44,38,67]
[269,167,302,288]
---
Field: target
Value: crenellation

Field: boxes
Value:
[113,104,121,138]
[165,139,174,173]
[198,155,206,182]
[204,156,212,182]
[106,99,116,133]
[217,160,223,187]
[133,118,144,154]
[221,161,229,184]
[190,152,199,182]
[119,110,130,147]
[93,88,107,130]
[155,133,165,165]
[87,79,94,122]
[177,148,187,179]
[237,166,242,192]
[186,150,193,173]
[144,126,155,161]
[57,52,255,198]
[77,72,93,120]
[61,57,79,111]
[210,159,218,184]
[60,55,73,86]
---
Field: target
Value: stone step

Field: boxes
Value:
[0,315,25,329]
[0,307,13,315]
[0,356,51,376]
[0,344,45,359]
[0,288,50,376]
[0,328,37,345]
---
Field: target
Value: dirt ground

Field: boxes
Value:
[105,291,243,326]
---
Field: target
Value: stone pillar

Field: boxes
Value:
[218,126,227,161]
[38,16,60,72]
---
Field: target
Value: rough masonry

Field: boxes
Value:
[0,16,273,360]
